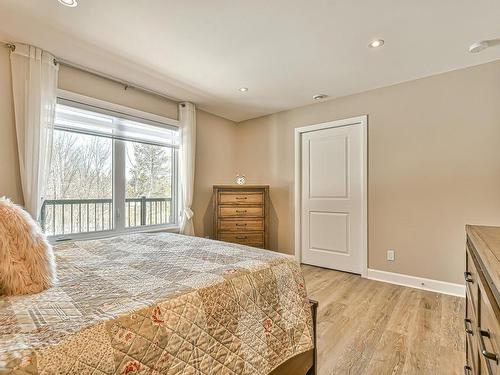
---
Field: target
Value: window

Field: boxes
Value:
[42,95,179,239]
[125,141,175,227]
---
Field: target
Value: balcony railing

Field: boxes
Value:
[41,197,172,236]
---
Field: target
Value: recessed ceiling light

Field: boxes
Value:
[369,39,384,48]
[58,0,78,7]
[238,87,248,92]
[312,94,328,100]
[469,41,489,53]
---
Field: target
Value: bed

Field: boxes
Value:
[0,233,316,374]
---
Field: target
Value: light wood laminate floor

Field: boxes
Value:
[302,265,465,375]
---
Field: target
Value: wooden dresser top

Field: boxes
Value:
[466,225,500,289]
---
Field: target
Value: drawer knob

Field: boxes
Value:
[464,271,473,283]
[235,197,247,200]
[236,223,247,226]
[236,236,248,240]
[464,318,473,335]
[478,329,499,363]
[236,210,247,213]
[464,365,472,375]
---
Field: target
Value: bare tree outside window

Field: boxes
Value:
[43,131,175,236]
[46,131,112,201]
[125,141,173,227]
[43,130,113,235]
[126,142,172,199]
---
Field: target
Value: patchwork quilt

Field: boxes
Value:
[0,233,313,374]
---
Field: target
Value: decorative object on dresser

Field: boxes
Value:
[465,225,500,375]
[213,185,269,249]
[235,174,246,185]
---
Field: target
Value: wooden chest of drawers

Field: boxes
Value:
[465,225,500,375]
[213,185,269,249]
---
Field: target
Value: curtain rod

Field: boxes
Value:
[1,40,181,104]
[56,59,181,103]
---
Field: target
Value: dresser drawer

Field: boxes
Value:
[478,286,500,374]
[466,336,478,375]
[466,294,479,374]
[219,206,263,217]
[219,192,264,205]
[466,247,480,315]
[219,232,264,247]
[218,219,264,232]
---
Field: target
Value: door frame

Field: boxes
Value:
[294,115,368,277]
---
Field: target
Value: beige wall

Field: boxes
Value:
[235,60,500,284]
[192,110,238,237]
[0,46,23,203]
[0,55,237,237]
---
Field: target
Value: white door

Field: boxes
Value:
[300,121,366,274]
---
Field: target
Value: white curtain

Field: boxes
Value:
[10,44,59,220]
[179,102,196,235]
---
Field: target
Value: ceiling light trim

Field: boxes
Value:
[312,94,328,100]
[469,41,489,53]
[57,0,78,8]
[369,39,385,48]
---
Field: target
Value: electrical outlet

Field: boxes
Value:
[387,249,395,261]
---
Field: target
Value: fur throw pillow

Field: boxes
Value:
[0,197,56,295]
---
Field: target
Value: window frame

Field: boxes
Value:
[47,90,180,243]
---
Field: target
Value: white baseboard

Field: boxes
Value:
[366,268,465,297]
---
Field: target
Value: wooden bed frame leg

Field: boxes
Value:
[308,299,319,375]
[268,298,319,375]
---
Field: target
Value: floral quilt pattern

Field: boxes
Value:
[0,233,313,374]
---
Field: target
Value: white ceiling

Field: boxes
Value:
[1,0,500,122]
